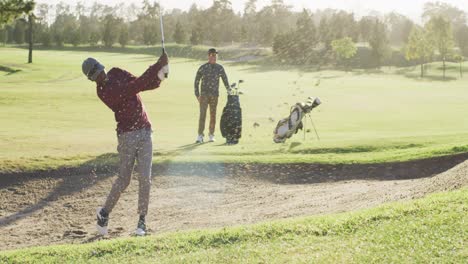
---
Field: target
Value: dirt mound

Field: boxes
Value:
[0,155,466,251]
[412,159,468,195]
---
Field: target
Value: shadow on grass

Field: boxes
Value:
[0,65,21,75]
[351,68,385,75]
[394,64,461,81]
[203,143,426,156]
[233,58,322,73]
[403,74,458,82]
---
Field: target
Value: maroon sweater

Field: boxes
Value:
[97,63,163,134]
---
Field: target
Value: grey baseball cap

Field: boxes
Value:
[82,58,105,81]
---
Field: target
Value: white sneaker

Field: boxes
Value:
[135,218,146,236]
[209,134,215,142]
[135,228,146,236]
[96,207,108,236]
[196,135,204,143]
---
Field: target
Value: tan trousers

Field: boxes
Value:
[198,96,218,136]
[103,128,152,216]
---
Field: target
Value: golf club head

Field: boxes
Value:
[238,80,244,84]
[310,97,321,107]
[231,83,237,88]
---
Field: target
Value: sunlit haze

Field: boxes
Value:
[36,0,468,22]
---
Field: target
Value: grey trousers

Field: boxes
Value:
[103,128,153,216]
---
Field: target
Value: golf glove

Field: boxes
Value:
[157,52,169,81]
[158,65,169,81]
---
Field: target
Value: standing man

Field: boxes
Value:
[81,52,169,236]
[194,48,230,143]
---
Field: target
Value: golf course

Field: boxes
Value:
[0,45,467,263]
[1,47,468,169]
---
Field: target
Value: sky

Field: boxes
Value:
[36,0,468,22]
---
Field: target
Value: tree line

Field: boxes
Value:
[1,0,467,72]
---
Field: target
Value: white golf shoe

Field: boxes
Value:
[208,134,216,142]
[196,135,204,143]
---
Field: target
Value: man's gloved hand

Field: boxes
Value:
[157,52,169,81]
[158,65,169,81]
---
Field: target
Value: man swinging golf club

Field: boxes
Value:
[194,48,230,143]
[83,6,171,233]
[82,53,168,236]
[81,3,169,237]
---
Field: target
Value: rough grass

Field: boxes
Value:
[1,188,466,263]
[1,46,468,173]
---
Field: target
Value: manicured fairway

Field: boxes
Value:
[1,47,467,172]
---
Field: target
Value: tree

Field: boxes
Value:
[13,18,26,44]
[385,12,414,45]
[137,0,160,45]
[405,27,434,77]
[294,9,317,64]
[358,16,376,42]
[102,14,121,48]
[272,31,294,63]
[456,25,468,56]
[51,13,76,47]
[119,24,129,47]
[369,20,389,68]
[70,27,80,47]
[0,0,35,30]
[204,0,237,45]
[255,1,293,46]
[26,13,34,62]
[78,15,91,46]
[423,2,466,59]
[453,54,464,78]
[331,37,357,69]
[35,3,50,46]
[173,20,186,44]
[89,30,100,46]
[0,0,35,62]
[142,22,158,45]
[426,16,454,79]
[190,20,203,45]
[40,27,51,46]
[422,2,466,31]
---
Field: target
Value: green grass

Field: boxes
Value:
[16,43,271,62]
[1,46,468,173]
[1,188,466,263]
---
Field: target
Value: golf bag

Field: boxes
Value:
[273,97,321,143]
[220,87,242,145]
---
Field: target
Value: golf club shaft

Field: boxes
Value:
[159,4,168,78]
[160,13,165,52]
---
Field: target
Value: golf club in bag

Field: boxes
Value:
[159,5,169,78]
[220,80,244,145]
[273,97,321,143]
